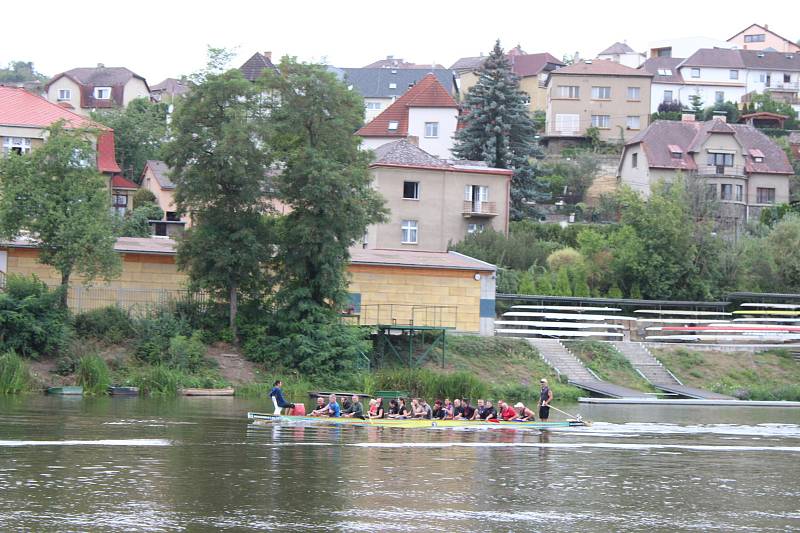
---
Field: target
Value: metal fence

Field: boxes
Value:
[353,304,458,329]
[63,285,205,316]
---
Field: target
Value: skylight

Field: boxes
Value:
[657,68,672,76]
[388,120,399,131]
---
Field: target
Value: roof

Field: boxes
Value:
[624,119,793,174]
[349,248,496,272]
[740,112,789,120]
[3,236,178,256]
[143,160,175,189]
[342,68,455,98]
[739,49,800,71]
[450,56,485,71]
[680,48,745,69]
[727,24,799,48]
[150,78,190,96]
[599,42,637,55]
[356,74,458,138]
[45,66,148,91]
[508,52,565,77]
[370,140,512,176]
[640,57,685,84]
[239,52,278,82]
[363,57,445,69]
[111,175,138,190]
[0,86,103,129]
[97,131,122,173]
[550,59,652,77]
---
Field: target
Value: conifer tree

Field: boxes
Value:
[453,40,545,219]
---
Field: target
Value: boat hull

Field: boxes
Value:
[246,412,588,430]
[180,388,235,396]
[46,386,83,395]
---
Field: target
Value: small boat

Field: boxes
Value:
[179,387,235,397]
[246,412,589,430]
[46,386,83,395]
[108,386,140,396]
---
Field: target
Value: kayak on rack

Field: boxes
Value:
[246,412,589,430]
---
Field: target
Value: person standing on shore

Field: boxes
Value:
[538,379,553,422]
[269,380,295,415]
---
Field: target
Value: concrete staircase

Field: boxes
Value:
[611,341,681,386]
[527,338,596,382]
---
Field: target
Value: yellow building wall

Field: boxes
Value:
[347,265,489,333]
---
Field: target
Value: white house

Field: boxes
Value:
[597,42,645,68]
[675,49,748,108]
[641,57,686,112]
[356,73,459,159]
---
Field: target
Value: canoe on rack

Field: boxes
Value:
[246,412,589,430]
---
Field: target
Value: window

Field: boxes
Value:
[735,184,743,202]
[154,222,167,237]
[424,122,439,138]
[388,120,399,131]
[388,83,397,89]
[627,86,641,100]
[365,102,382,110]
[112,194,128,217]
[401,220,418,244]
[691,68,700,78]
[166,212,180,222]
[591,115,610,128]
[720,184,733,200]
[631,152,638,168]
[729,69,739,80]
[554,113,580,133]
[467,223,485,234]
[784,73,792,83]
[715,91,725,104]
[759,73,767,83]
[744,34,766,43]
[656,68,673,76]
[2,137,32,156]
[626,116,641,130]
[557,85,580,98]
[57,89,71,101]
[403,181,419,200]
[756,188,775,204]
[591,86,611,99]
[663,90,673,103]
[708,153,734,167]
[93,86,111,99]
[464,185,489,213]
[706,184,717,199]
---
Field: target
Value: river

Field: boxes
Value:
[1,396,799,532]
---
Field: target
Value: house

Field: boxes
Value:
[675,48,748,109]
[640,57,685,113]
[340,68,457,123]
[0,86,136,215]
[450,48,564,113]
[648,36,734,59]
[140,160,189,237]
[44,65,150,116]
[150,78,190,103]
[356,74,459,158]
[362,139,511,252]
[738,49,800,110]
[618,117,793,223]
[598,42,644,68]
[239,51,279,82]
[363,56,445,69]
[544,59,652,146]
[728,24,800,54]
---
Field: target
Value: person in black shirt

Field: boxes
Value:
[452,398,465,419]
[481,400,497,420]
[461,399,476,421]
[431,400,446,419]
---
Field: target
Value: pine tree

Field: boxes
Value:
[689,94,704,118]
[453,40,545,220]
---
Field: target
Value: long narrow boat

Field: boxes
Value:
[46,386,83,395]
[246,412,589,430]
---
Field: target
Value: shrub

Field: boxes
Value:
[76,354,111,395]
[0,351,31,394]
[73,306,135,344]
[133,310,192,365]
[371,368,488,401]
[55,355,77,376]
[167,332,206,372]
[132,188,157,209]
[128,365,228,396]
[0,274,70,358]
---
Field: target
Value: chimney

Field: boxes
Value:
[263,51,272,60]
[764,24,769,30]
[712,110,728,122]
[97,62,105,68]
[407,135,419,146]
[681,113,696,122]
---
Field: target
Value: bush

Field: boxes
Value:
[0,275,71,358]
[127,365,228,396]
[371,368,488,401]
[132,188,157,209]
[133,310,193,365]
[76,354,111,395]
[0,351,31,394]
[73,306,135,344]
[167,332,206,372]
[174,297,231,342]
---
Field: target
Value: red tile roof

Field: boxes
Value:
[0,86,102,129]
[97,131,122,174]
[111,174,138,190]
[357,74,458,137]
[509,52,564,77]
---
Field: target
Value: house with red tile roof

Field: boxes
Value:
[356,74,459,158]
[618,116,793,223]
[44,65,150,117]
[0,86,135,215]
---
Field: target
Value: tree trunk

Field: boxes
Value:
[60,270,70,309]
[229,284,238,344]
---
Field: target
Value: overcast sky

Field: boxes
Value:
[3,1,799,83]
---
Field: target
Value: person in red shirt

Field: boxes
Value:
[497,400,517,421]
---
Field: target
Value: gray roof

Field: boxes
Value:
[739,49,800,71]
[350,248,496,272]
[46,66,147,90]
[144,160,175,189]
[599,42,637,55]
[239,52,278,82]
[150,78,190,96]
[640,57,685,84]
[449,56,485,71]
[372,140,449,168]
[680,48,745,69]
[342,68,455,98]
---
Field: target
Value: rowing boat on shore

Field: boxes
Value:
[246,412,589,430]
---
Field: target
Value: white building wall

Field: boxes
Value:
[363,97,393,123]
[46,78,83,114]
[650,83,685,112]
[407,107,458,158]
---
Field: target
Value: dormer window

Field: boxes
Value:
[388,120,399,131]
[749,148,765,163]
[668,144,683,159]
[93,86,111,99]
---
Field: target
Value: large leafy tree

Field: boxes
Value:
[453,40,545,219]
[0,60,47,83]
[0,123,121,307]
[163,69,274,339]
[92,98,168,181]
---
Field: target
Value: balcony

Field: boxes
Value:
[462,201,498,218]
[694,165,746,177]
[765,82,800,92]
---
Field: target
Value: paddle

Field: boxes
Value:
[546,404,582,421]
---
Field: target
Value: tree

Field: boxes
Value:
[453,40,545,219]
[0,61,47,83]
[163,68,274,339]
[702,101,740,123]
[689,94,704,117]
[92,98,168,181]
[747,92,798,129]
[0,123,121,307]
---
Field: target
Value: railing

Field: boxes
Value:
[694,165,746,177]
[61,285,206,316]
[765,82,800,91]
[358,304,458,329]
[462,201,498,216]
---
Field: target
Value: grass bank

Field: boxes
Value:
[653,347,800,401]
[567,340,655,392]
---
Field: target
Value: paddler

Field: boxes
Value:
[269,380,295,415]
[513,402,536,421]
[538,378,553,422]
